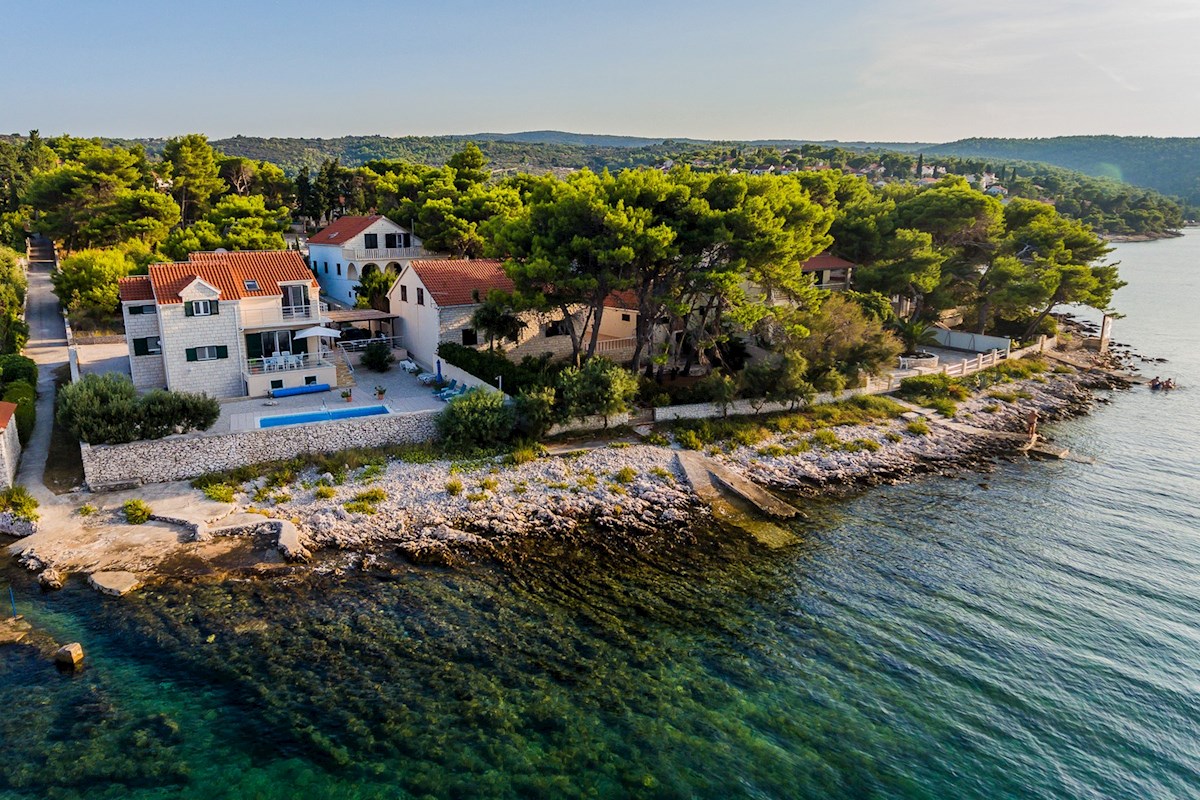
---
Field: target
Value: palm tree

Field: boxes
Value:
[889,318,941,355]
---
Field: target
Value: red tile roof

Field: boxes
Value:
[119,275,154,302]
[308,215,385,245]
[604,289,639,310]
[801,253,855,272]
[0,401,15,432]
[147,251,316,304]
[408,259,512,307]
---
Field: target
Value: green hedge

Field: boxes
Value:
[436,342,559,394]
[2,380,35,445]
[57,373,220,444]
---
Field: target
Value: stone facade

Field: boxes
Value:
[159,284,246,398]
[122,301,167,389]
[81,409,441,489]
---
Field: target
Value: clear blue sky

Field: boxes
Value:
[5,0,1198,142]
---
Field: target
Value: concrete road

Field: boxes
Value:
[16,243,69,500]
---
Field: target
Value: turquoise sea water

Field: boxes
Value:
[3,234,1200,799]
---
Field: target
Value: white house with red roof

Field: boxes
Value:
[800,252,854,291]
[306,215,426,306]
[386,259,640,368]
[118,251,338,399]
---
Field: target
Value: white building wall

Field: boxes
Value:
[159,288,246,399]
[310,217,423,305]
[122,302,167,389]
[0,413,20,489]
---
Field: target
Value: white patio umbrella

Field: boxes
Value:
[294,325,342,359]
[294,326,342,339]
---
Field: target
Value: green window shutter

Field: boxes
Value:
[128,305,142,316]
[292,339,308,355]
[185,348,198,362]
[211,300,220,315]
[184,302,194,317]
[133,337,148,356]
[216,345,229,359]
[245,334,262,359]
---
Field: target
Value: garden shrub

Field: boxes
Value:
[445,478,463,496]
[314,486,336,499]
[898,373,967,401]
[202,483,235,503]
[557,357,638,425]
[905,419,931,436]
[2,380,35,445]
[360,340,395,372]
[512,386,557,439]
[0,486,38,522]
[0,354,38,389]
[122,498,152,524]
[58,373,219,444]
[437,342,559,394]
[436,389,515,452]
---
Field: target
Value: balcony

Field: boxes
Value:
[240,302,330,329]
[244,352,334,376]
[341,245,428,263]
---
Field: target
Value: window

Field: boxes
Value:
[324,262,329,274]
[132,336,161,356]
[304,375,318,386]
[400,285,408,302]
[282,284,309,312]
[185,299,218,317]
[243,280,260,292]
[621,313,631,322]
[336,264,342,276]
[270,379,284,391]
[384,233,398,249]
[402,232,412,248]
[127,304,156,316]
[185,345,228,362]
[363,233,378,249]
[461,328,478,346]
[546,320,566,337]
[416,287,425,306]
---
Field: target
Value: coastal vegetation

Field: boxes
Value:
[56,373,220,444]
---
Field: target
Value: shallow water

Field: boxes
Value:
[3,234,1200,799]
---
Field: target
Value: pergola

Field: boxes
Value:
[325,308,398,338]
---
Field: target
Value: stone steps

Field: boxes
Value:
[330,348,356,388]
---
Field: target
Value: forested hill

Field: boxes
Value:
[203,133,933,175]
[923,136,1200,205]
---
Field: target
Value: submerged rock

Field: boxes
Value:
[38,568,63,591]
[88,571,141,597]
[55,642,84,669]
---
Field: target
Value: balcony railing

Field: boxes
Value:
[342,245,428,262]
[240,302,329,328]
[244,352,334,375]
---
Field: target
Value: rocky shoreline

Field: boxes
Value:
[5,346,1135,589]
[241,355,1129,570]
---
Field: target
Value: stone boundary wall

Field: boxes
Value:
[81,409,441,489]
[547,412,632,437]
[73,334,126,345]
[1009,335,1056,360]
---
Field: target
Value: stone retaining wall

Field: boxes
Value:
[81,409,441,489]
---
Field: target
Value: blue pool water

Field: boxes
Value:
[257,404,390,428]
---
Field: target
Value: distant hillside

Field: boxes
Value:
[923,136,1200,204]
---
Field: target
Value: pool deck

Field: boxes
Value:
[214,367,444,433]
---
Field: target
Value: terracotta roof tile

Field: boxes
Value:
[0,401,16,431]
[148,251,315,304]
[604,289,639,310]
[308,215,385,244]
[408,259,512,307]
[801,253,855,272]
[118,275,154,302]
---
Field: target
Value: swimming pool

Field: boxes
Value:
[258,404,390,429]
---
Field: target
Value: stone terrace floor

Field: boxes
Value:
[215,365,444,433]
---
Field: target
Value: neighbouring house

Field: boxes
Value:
[386,259,642,368]
[801,252,854,291]
[0,401,21,490]
[118,251,339,399]
[306,215,427,307]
